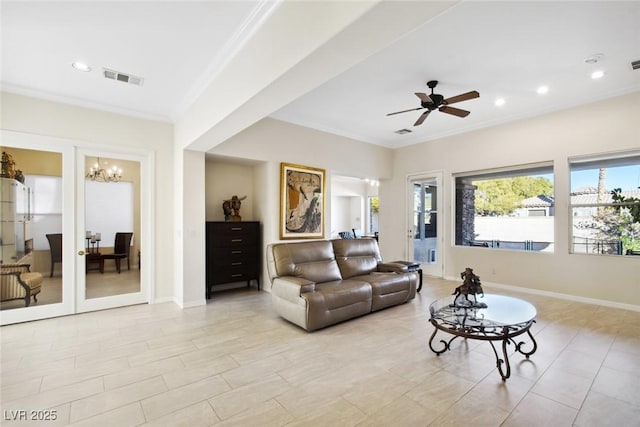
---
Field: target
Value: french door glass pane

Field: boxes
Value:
[84,156,141,299]
[1,147,63,311]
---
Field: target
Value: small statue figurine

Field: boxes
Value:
[451,267,487,308]
[222,195,246,222]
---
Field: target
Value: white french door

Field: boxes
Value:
[76,148,151,313]
[407,172,444,278]
[0,131,151,325]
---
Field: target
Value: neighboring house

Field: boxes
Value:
[515,195,555,217]
[515,189,640,218]
[571,188,640,218]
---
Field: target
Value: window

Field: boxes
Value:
[570,153,640,256]
[455,163,554,252]
[367,196,379,234]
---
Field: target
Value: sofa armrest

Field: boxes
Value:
[272,276,316,302]
[1,263,31,273]
[377,262,410,273]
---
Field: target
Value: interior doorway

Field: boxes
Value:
[408,172,443,277]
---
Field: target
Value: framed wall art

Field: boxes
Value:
[280,162,325,239]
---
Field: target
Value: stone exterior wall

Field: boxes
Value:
[455,182,477,245]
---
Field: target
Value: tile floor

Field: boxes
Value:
[1,277,639,426]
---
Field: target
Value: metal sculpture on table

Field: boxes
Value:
[451,267,487,308]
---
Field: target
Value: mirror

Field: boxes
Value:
[84,156,141,299]
[0,147,63,311]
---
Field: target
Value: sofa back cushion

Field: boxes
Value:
[331,238,383,279]
[269,240,342,283]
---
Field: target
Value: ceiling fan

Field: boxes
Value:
[387,80,480,126]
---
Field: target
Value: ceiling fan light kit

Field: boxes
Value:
[387,80,479,126]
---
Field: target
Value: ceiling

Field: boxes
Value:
[2,1,639,149]
[1,1,268,122]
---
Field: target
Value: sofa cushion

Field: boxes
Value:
[271,240,342,283]
[332,238,382,279]
[313,280,372,310]
[363,272,416,311]
[303,279,372,330]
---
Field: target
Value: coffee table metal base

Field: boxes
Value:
[428,318,537,381]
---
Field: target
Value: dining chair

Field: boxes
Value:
[46,233,63,277]
[101,232,133,273]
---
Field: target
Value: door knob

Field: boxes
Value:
[78,250,85,256]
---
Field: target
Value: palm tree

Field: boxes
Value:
[597,168,607,214]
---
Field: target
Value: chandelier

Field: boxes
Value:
[86,157,122,182]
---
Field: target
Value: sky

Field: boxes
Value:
[570,165,640,192]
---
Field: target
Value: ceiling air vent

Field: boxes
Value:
[632,60,640,70]
[394,128,412,135]
[103,68,144,86]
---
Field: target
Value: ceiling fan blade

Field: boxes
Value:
[414,110,431,126]
[439,106,470,117]
[415,92,433,103]
[386,107,424,116]
[443,90,479,105]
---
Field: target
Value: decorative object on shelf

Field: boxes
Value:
[1,151,16,178]
[86,157,122,182]
[451,267,487,308]
[222,195,246,222]
[85,231,101,253]
[14,170,25,183]
[280,162,325,239]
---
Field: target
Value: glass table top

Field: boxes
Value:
[430,294,537,327]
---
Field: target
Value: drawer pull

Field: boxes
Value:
[231,250,243,254]
[231,274,243,278]
[231,262,242,266]
[231,239,243,243]
[231,227,243,231]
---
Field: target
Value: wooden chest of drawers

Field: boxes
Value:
[206,221,260,298]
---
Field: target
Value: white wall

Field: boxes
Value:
[387,92,640,307]
[0,92,175,301]
[179,149,206,307]
[208,118,393,179]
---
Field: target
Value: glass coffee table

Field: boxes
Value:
[428,294,537,380]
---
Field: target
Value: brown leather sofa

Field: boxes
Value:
[266,238,418,331]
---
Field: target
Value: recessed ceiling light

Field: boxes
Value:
[591,70,605,79]
[494,98,506,107]
[537,85,549,95]
[72,62,92,72]
[584,53,604,64]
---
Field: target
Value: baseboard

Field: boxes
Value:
[152,296,178,305]
[151,296,205,309]
[444,275,640,312]
[180,298,207,309]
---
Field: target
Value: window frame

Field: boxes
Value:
[569,150,640,256]
[454,161,555,253]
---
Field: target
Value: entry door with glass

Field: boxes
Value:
[409,173,443,277]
